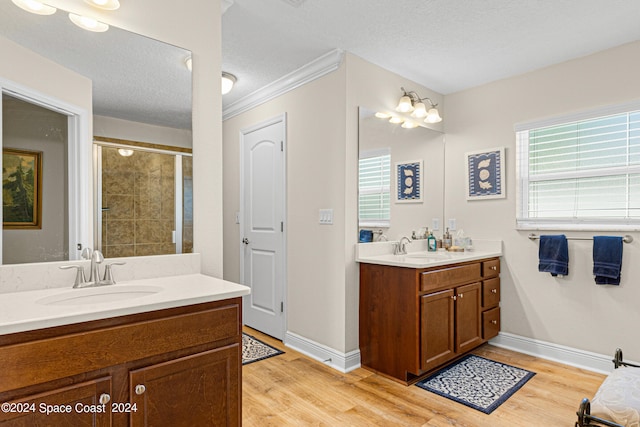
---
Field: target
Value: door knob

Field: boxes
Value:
[242,238,250,245]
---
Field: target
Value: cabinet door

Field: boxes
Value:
[420,289,455,372]
[455,282,483,353]
[129,343,240,427]
[0,377,111,427]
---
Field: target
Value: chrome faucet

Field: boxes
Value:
[394,236,412,255]
[89,250,104,283]
[60,249,125,288]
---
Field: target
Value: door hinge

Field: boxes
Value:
[280,301,284,313]
[281,221,284,232]
[281,140,284,151]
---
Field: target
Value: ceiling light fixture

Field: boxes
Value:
[83,0,120,10]
[69,13,109,32]
[117,148,134,157]
[11,0,57,15]
[222,72,237,95]
[395,87,442,124]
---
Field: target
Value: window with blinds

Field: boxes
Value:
[359,149,391,227]
[516,106,640,230]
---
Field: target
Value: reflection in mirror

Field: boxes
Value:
[0,3,192,264]
[358,107,445,242]
[2,94,68,263]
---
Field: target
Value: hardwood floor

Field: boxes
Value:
[242,327,606,426]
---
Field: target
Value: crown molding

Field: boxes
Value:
[222,49,344,121]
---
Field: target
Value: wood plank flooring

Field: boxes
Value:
[242,327,606,426]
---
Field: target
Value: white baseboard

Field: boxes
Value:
[490,332,614,374]
[284,331,361,373]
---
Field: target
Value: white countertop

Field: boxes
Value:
[0,274,250,335]
[356,239,502,268]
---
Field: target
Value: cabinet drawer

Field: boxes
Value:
[482,259,500,278]
[482,307,500,340]
[482,277,500,308]
[421,263,481,292]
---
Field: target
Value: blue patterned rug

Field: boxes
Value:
[415,354,535,414]
[242,333,284,365]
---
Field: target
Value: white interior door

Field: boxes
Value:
[240,114,286,339]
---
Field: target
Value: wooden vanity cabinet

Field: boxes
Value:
[360,257,500,384]
[0,298,242,426]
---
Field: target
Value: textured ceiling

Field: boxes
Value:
[0,2,192,130]
[222,0,640,108]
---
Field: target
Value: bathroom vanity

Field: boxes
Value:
[0,274,250,426]
[357,241,502,384]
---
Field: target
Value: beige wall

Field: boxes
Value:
[223,53,444,354]
[47,0,222,276]
[94,115,192,149]
[444,40,640,360]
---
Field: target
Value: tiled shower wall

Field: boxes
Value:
[102,147,177,258]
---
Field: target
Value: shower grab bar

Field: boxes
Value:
[527,233,633,244]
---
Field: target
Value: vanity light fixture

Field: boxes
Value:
[11,0,57,15]
[401,120,419,129]
[395,87,442,123]
[222,72,237,95]
[388,116,403,124]
[374,112,391,119]
[84,0,120,10]
[69,13,109,32]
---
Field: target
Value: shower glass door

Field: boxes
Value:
[96,143,192,258]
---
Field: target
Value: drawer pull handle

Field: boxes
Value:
[99,393,111,404]
[491,289,498,294]
[491,320,498,325]
[135,384,146,395]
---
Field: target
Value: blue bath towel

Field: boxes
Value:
[538,235,568,277]
[593,236,623,285]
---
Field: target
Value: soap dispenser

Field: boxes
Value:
[427,230,437,252]
[443,227,452,250]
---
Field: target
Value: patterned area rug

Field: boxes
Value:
[242,333,284,365]
[416,354,535,414]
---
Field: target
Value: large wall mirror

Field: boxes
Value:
[0,2,192,264]
[358,107,445,242]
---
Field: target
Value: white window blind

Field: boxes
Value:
[516,106,640,230]
[359,149,390,227]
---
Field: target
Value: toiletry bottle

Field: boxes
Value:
[443,227,452,250]
[427,231,437,252]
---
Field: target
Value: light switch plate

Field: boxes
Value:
[448,218,457,231]
[319,209,333,225]
[432,218,440,231]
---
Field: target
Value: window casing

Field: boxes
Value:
[359,149,390,227]
[516,102,640,230]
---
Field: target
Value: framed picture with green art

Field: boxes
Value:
[3,148,42,229]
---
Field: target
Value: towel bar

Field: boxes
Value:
[528,233,633,244]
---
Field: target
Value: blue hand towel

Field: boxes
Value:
[538,235,568,277]
[593,236,623,285]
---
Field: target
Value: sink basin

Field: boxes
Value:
[36,285,163,306]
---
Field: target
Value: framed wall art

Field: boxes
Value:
[465,147,505,200]
[396,159,422,203]
[2,148,43,229]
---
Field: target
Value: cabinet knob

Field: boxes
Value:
[490,266,497,271]
[135,384,146,395]
[450,295,457,300]
[491,320,498,325]
[458,293,464,298]
[99,393,111,404]
[491,289,498,294]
